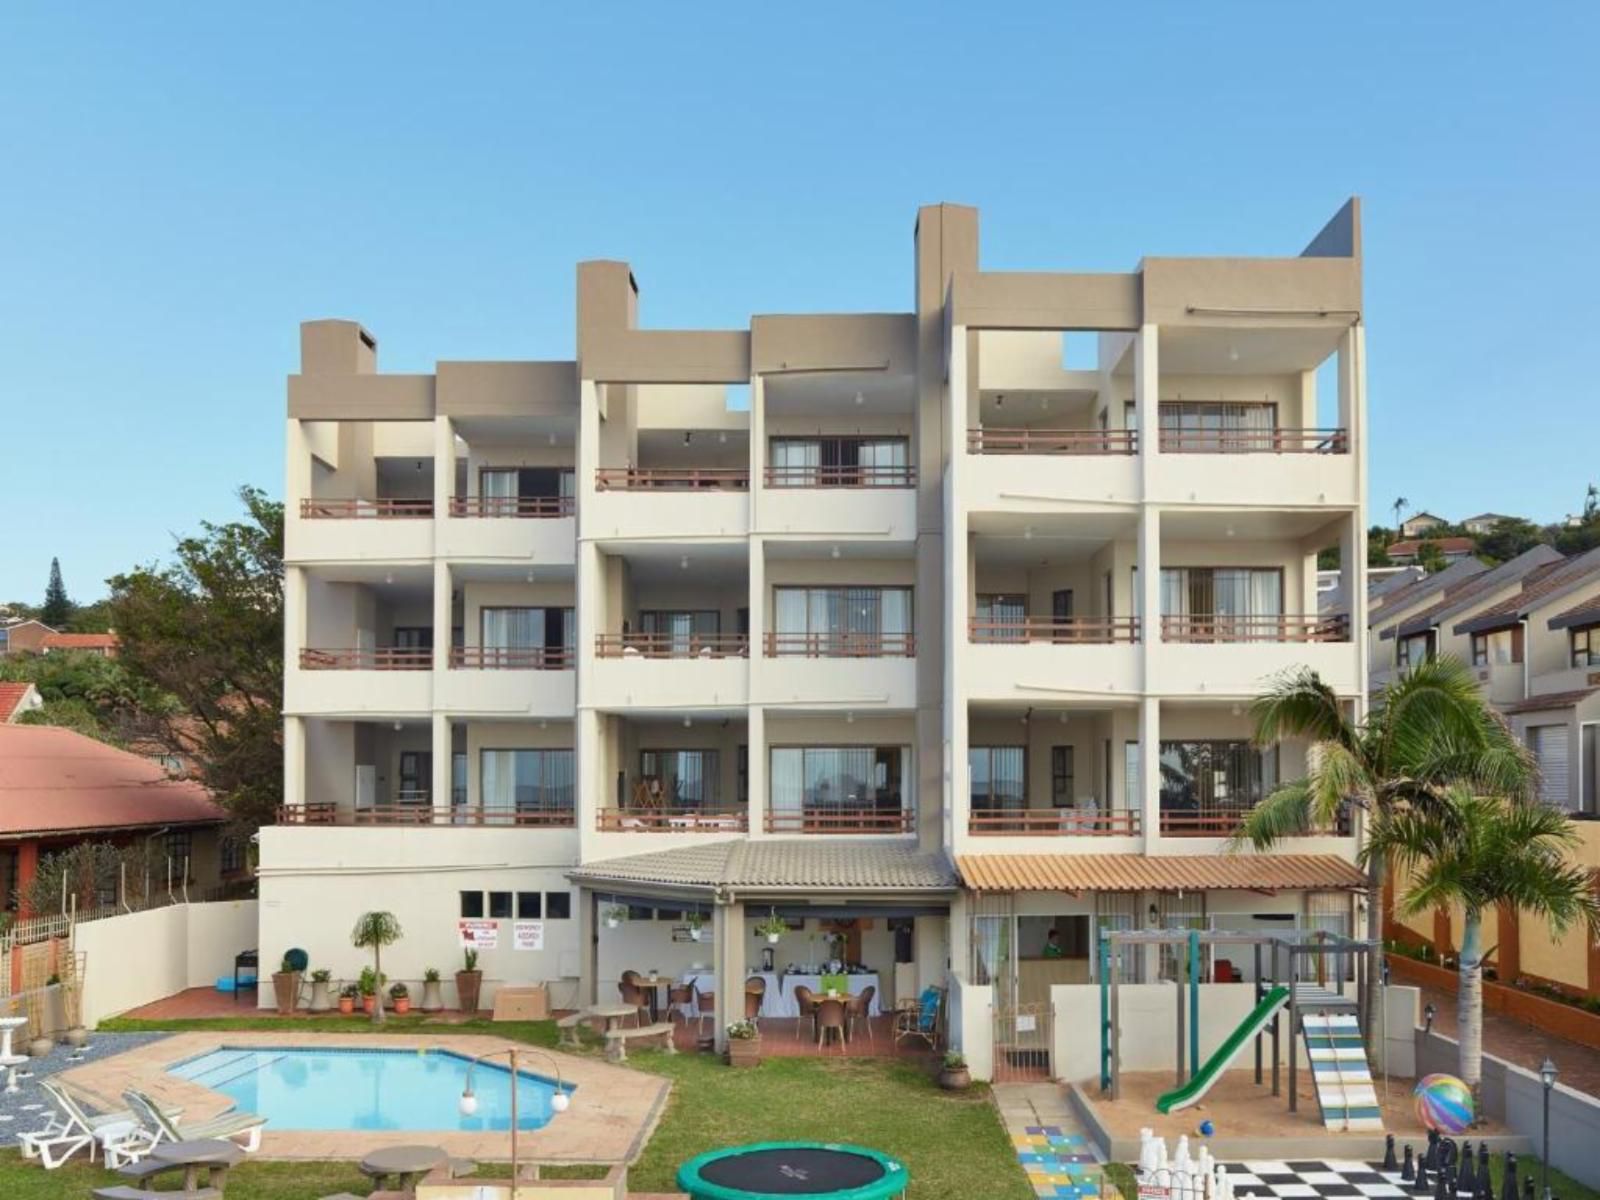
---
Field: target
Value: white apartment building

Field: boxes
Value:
[264,200,1370,1063]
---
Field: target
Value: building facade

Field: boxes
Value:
[267,201,1370,1057]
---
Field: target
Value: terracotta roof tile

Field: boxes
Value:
[1453,549,1600,635]
[1502,688,1599,715]
[40,632,119,651]
[1386,537,1477,557]
[0,682,39,723]
[955,852,1366,893]
[570,840,957,892]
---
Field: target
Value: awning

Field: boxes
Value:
[1502,688,1598,715]
[570,838,958,894]
[956,852,1366,894]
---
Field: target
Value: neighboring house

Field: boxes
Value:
[1461,512,1515,536]
[0,682,44,724]
[0,620,56,656]
[267,197,1371,1063]
[39,631,119,658]
[1399,511,1448,538]
[0,725,231,917]
[1383,536,1477,565]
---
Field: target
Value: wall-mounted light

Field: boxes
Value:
[845,711,855,724]
[854,391,865,407]
[1023,526,1034,540]
[548,432,557,446]
[830,546,841,559]
[680,555,689,570]
[684,431,693,445]
[995,394,1005,408]
[393,721,403,732]
[384,571,395,586]
[719,431,727,444]
[682,716,692,729]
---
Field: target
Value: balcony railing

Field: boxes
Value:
[968,809,1140,836]
[274,802,575,828]
[967,428,1138,455]
[594,467,749,491]
[763,807,913,834]
[968,617,1141,644]
[450,646,573,670]
[595,632,750,659]
[1161,614,1350,644]
[763,464,917,488]
[449,495,575,518]
[299,498,434,519]
[299,647,433,670]
[596,807,748,832]
[1158,428,1348,454]
[1160,805,1351,837]
[764,631,915,658]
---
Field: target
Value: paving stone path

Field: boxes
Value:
[995,1082,1108,1200]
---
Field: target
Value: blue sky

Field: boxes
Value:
[2,4,1596,602]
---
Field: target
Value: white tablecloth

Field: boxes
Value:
[677,971,882,1018]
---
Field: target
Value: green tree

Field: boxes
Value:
[1476,518,1546,564]
[1367,524,1395,568]
[1235,658,1535,1055]
[41,557,73,627]
[106,487,283,830]
[0,647,178,745]
[1391,496,1409,535]
[1369,788,1600,1096]
[1415,540,1448,574]
[351,911,404,1025]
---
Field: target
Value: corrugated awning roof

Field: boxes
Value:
[570,839,959,893]
[1502,688,1599,715]
[956,852,1366,894]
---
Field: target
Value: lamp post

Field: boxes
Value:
[459,1047,571,1199]
[1539,1057,1557,1200]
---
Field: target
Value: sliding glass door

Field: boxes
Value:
[771,586,912,655]
[1160,568,1282,640]
[481,607,574,666]
[479,749,575,822]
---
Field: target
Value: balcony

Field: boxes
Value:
[1154,614,1359,696]
[587,468,750,540]
[1159,803,1350,838]
[964,617,1141,701]
[968,808,1140,836]
[967,428,1137,456]
[765,632,914,657]
[300,647,432,670]
[276,801,576,828]
[964,429,1140,510]
[596,807,748,833]
[1161,614,1349,643]
[590,633,750,709]
[437,646,575,715]
[1158,427,1347,455]
[760,631,918,709]
[596,632,749,659]
[764,806,913,835]
[596,467,748,491]
[289,497,435,562]
[969,617,1140,645]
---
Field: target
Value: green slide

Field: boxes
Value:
[1155,985,1290,1114]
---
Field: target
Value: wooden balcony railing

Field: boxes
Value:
[449,495,575,518]
[968,809,1140,836]
[596,807,749,832]
[275,802,338,825]
[968,617,1141,644]
[764,631,915,658]
[299,647,433,670]
[450,646,573,670]
[764,807,914,834]
[274,803,575,828]
[1160,614,1350,644]
[594,467,749,491]
[595,632,749,659]
[299,498,434,519]
[967,428,1138,455]
[763,464,917,488]
[1160,806,1351,837]
[1158,428,1348,454]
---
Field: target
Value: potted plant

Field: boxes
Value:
[456,947,483,1015]
[337,983,358,1015]
[755,911,788,945]
[350,911,403,1025]
[271,954,303,1016]
[307,968,334,1013]
[603,905,628,930]
[725,1018,761,1067]
[389,981,411,1015]
[684,911,706,942]
[421,967,444,1013]
[357,966,381,1015]
[938,1051,971,1091]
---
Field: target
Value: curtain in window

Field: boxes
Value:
[482,750,512,813]
[774,589,807,636]
[481,469,518,499]
[770,748,803,815]
[1124,742,1140,813]
[543,751,574,811]
[770,439,820,485]
[483,608,542,649]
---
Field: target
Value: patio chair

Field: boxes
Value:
[791,985,817,1042]
[743,978,765,1026]
[694,987,717,1038]
[123,1089,267,1154]
[893,986,943,1049]
[19,1080,167,1170]
[617,978,650,1027]
[846,984,876,1043]
[814,997,848,1053]
[666,983,695,1025]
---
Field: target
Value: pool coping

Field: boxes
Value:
[55,1030,670,1164]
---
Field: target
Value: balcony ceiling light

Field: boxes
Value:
[683,716,692,728]
[1227,346,1239,363]
[548,432,557,446]
[854,391,865,407]
[393,721,402,731]
[384,571,395,585]
[995,393,1004,408]
[684,431,692,445]
[679,555,689,570]
[831,545,841,559]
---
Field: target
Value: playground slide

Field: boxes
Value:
[1154,985,1290,1114]
[1301,1012,1384,1131]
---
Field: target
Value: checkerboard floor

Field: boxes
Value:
[1217,1158,1469,1199]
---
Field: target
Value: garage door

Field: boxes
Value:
[1528,724,1571,808]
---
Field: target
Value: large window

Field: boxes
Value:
[638,610,721,655]
[1161,567,1282,639]
[1153,400,1277,451]
[1473,627,1523,667]
[1572,625,1600,668]
[973,593,1026,642]
[1051,746,1075,808]
[480,466,576,513]
[480,607,574,666]
[479,749,575,816]
[638,749,721,808]
[769,436,910,486]
[769,746,909,816]
[1397,631,1435,668]
[969,747,1026,811]
[1158,740,1279,820]
[771,586,912,655]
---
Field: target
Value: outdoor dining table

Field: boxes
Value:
[359,1143,449,1195]
[634,974,673,1022]
[149,1138,244,1194]
[588,1002,643,1031]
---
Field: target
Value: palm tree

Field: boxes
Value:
[351,911,403,1026]
[1368,787,1600,1094]
[1392,496,1409,534]
[1235,657,1535,1053]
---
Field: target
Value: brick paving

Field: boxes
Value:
[667,1013,915,1057]
[1414,984,1600,1098]
[995,1082,1105,1200]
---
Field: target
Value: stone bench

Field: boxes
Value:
[95,1188,222,1200]
[602,1022,675,1062]
[556,1011,587,1048]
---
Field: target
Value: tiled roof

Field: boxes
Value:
[1502,688,1599,715]
[1453,549,1600,635]
[956,853,1366,894]
[0,682,39,723]
[0,725,226,837]
[570,840,958,892]
[1387,546,1564,639]
[1369,558,1486,624]
[40,632,119,651]
[1548,592,1600,632]
[1386,537,1477,558]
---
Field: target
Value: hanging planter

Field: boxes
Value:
[755,911,788,945]
[685,911,707,942]
[603,905,629,930]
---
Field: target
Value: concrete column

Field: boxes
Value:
[713,900,746,1052]
[283,715,306,811]
[576,887,599,1008]
[433,415,455,528]
[746,705,767,836]
[1134,323,1160,483]
[944,328,971,854]
[575,708,604,861]
[285,419,312,509]
[431,714,452,818]
[914,913,948,995]
[1139,696,1161,848]
[1137,506,1162,682]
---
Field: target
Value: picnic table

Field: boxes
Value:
[150,1138,243,1193]
[359,1143,449,1195]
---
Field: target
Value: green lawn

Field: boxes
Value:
[4,1015,1033,1199]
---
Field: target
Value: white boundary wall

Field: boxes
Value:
[74,900,258,1026]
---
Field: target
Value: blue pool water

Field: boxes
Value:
[169,1047,573,1132]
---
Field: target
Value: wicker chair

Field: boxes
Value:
[666,983,695,1025]
[743,977,765,1026]
[694,987,717,1038]
[617,978,649,1027]
[791,985,817,1042]
[846,984,876,1043]
[814,996,848,1053]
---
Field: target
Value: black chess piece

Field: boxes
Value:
[1435,1164,1451,1200]
[1386,1135,1400,1172]
[1501,1153,1518,1200]
[1459,1143,1478,1195]
[1403,1145,1417,1183]
[1426,1130,1442,1171]
[1477,1165,1494,1200]
[1443,1139,1460,1170]
[1524,1175,1535,1200]
[1416,1153,1432,1192]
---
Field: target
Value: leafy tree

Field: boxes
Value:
[66,598,115,633]
[106,487,284,830]
[1391,496,1409,535]
[1370,788,1600,1096]
[351,911,403,1025]
[1235,658,1535,1055]
[1554,516,1600,557]
[41,558,73,627]
[0,648,177,745]
[1415,540,1448,574]
[1367,525,1396,568]
[17,841,165,917]
[1476,518,1546,564]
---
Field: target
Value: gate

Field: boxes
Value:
[992,999,1053,1082]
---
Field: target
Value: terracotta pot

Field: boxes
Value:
[271,971,302,1016]
[726,1038,762,1068]
[392,996,411,1014]
[421,979,445,1012]
[362,995,376,1015]
[456,969,483,1014]
[938,1066,971,1091]
[338,996,355,1015]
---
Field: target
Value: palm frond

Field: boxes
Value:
[1231,780,1317,851]
[1250,668,1355,751]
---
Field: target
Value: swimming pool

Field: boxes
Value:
[169,1046,573,1132]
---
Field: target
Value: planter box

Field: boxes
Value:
[1386,953,1600,1050]
[726,1038,762,1068]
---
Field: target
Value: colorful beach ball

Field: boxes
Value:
[1413,1073,1474,1133]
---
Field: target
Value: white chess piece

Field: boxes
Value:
[1139,1129,1160,1176]
[1174,1134,1192,1172]
[1156,1136,1169,1170]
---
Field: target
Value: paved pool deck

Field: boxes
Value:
[55,1030,670,1164]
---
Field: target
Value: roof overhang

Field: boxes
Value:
[1550,606,1600,633]
[956,852,1366,895]
[1454,612,1522,637]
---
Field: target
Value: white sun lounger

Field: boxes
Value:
[123,1088,267,1154]
[18,1080,177,1170]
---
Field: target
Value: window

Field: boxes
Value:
[479,749,575,816]
[1151,400,1278,451]
[973,593,1026,642]
[969,747,1026,812]
[769,746,909,816]
[516,892,542,919]
[1572,625,1600,668]
[771,587,912,654]
[1472,627,1523,667]
[481,607,574,663]
[639,749,720,807]
[480,466,576,511]
[1051,746,1075,808]
[768,435,910,485]
[545,891,572,920]
[392,626,433,650]
[638,610,720,654]
[0,848,18,912]
[460,891,485,919]
[1158,741,1280,816]
[1160,567,1283,639]
[1124,741,1140,812]
[488,891,513,920]
[737,744,748,805]
[220,837,245,875]
[627,904,654,921]
[162,830,194,872]
[1397,631,1435,668]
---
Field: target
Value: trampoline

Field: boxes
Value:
[677,1141,909,1200]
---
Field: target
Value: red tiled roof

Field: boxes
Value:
[1549,591,1600,632]
[40,632,119,651]
[1386,537,1477,558]
[1454,550,1600,635]
[1502,688,1599,715]
[0,682,38,723]
[0,725,226,838]
[956,853,1366,893]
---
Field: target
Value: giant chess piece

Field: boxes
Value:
[1402,1144,1417,1183]
[1500,1153,1518,1200]
[1415,1151,1432,1192]
[1522,1175,1534,1200]
[1174,1134,1193,1173]
[1458,1143,1478,1196]
[1425,1130,1442,1171]
[1476,1164,1494,1200]
[1444,1165,1458,1200]
[1443,1139,1460,1170]
[1385,1134,1400,1173]
[1139,1129,1161,1176]
[1434,1164,1451,1200]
